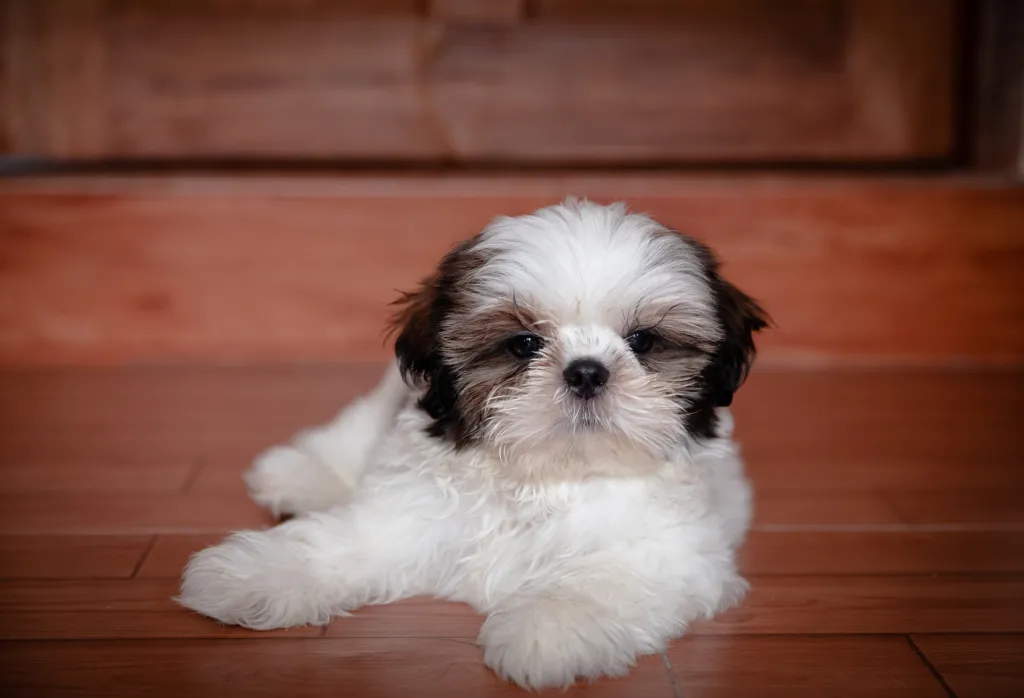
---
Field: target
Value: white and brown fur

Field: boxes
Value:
[179,200,767,690]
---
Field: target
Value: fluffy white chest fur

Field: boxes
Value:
[179,200,764,690]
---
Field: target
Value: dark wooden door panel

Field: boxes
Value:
[2,0,956,163]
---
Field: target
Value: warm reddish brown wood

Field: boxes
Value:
[430,0,524,24]
[137,534,230,578]
[884,489,1024,527]
[733,371,1024,478]
[701,575,1024,635]
[741,530,1024,575]
[0,366,1017,696]
[2,176,1022,365]
[912,634,1024,698]
[0,580,322,640]
[752,490,903,526]
[664,636,947,698]
[3,0,107,158]
[0,535,151,579]
[3,574,1020,643]
[0,493,274,535]
[1,0,955,162]
[141,529,1024,581]
[4,367,1019,478]
[0,464,195,493]
[324,598,486,640]
[0,638,675,697]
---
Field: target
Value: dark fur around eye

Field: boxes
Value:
[506,333,544,359]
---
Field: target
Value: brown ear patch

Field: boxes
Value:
[683,238,770,439]
[389,279,440,384]
[388,237,488,445]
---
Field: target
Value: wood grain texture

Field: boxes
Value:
[664,635,948,698]
[2,574,1019,642]
[0,493,274,535]
[0,580,323,640]
[1,175,1022,365]
[741,530,1024,575]
[0,463,195,493]
[0,535,151,579]
[3,0,107,158]
[912,634,1024,698]
[0,365,1017,697]
[884,489,1024,527]
[702,575,1024,635]
[1,0,955,162]
[140,529,1024,581]
[0,638,675,697]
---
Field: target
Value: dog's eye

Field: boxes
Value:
[626,330,656,355]
[506,333,544,359]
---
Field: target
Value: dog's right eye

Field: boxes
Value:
[506,334,544,360]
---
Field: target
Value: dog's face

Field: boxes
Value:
[392,201,766,479]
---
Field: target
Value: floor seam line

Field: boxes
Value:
[129,535,158,580]
[905,635,959,698]
[660,650,683,698]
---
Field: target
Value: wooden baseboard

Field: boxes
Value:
[1,174,1021,365]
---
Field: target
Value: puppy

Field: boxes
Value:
[179,199,767,689]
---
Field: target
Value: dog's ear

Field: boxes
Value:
[703,275,769,407]
[390,281,440,384]
[390,277,459,424]
[389,239,479,431]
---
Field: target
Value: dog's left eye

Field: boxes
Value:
[506,333,544,359]
[626,330,656,355]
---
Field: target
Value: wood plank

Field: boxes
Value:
[972,0,1024,175]
[4,575,1019,643]
[753,490,903,526]
[2,1,954,162]
[0,493,275,535]
[700,575,1024,635]
[2,176,1021,365]
[430,0,954,162]
[2,367,1020,475]
[740,530,1024,575]
[0,463,195,493]
[883,489,1024,527]
[912,634,1024,698]
[733,371,1024,477]
[308,575,1024,639]
[0,580,321,640]
[664,635,947,698]
[140,530,1024,582]
[1,366,1019,476]
[0,638,675,697]
[0,535,151,579]
[3,0,107,158]
[137,533,233,578]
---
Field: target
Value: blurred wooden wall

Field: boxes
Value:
[1,0,1022,366]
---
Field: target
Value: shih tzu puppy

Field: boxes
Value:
[179,199,767,690]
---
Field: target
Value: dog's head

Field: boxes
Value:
[391,200,767,479]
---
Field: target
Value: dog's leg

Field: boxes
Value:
[244,362,408,516]
[478,559,746,690]
[178,503,439,630]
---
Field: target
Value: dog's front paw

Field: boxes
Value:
[178,531,331,630]
[245,445,349,517]
[480,598,637,690]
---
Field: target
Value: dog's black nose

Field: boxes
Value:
[563,359,610,399]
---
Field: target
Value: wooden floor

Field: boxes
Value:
[0,365,1021,697]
